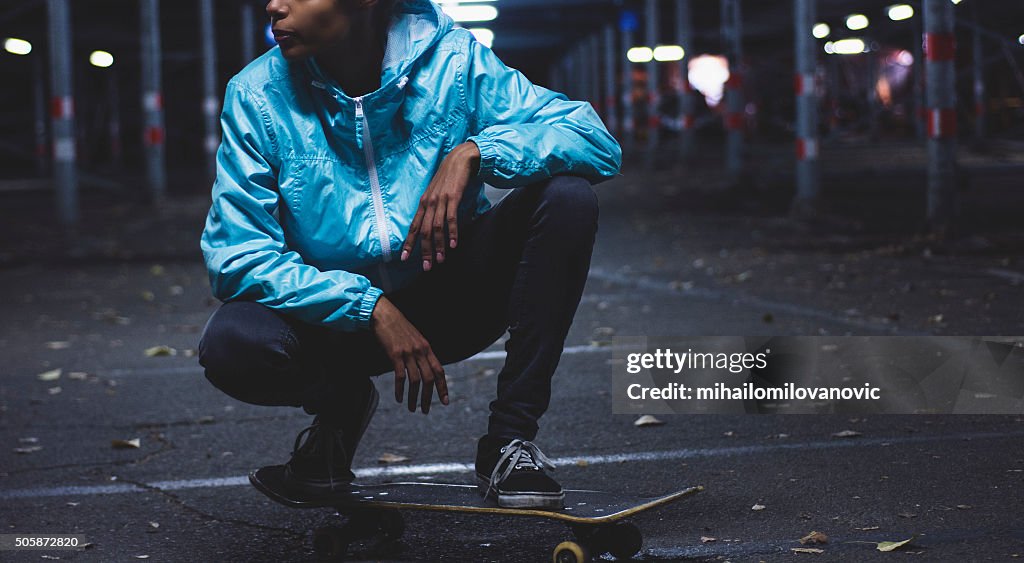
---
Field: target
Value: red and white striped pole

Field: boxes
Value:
[141,0,166,202]
[792,0,820,215]
[46,0,78,230]
[924,0,957,231]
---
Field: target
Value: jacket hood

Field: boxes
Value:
[306,0,455,97]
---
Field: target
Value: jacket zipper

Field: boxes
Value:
[354,97,393,292]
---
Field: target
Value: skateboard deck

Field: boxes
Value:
[250,464,703,561]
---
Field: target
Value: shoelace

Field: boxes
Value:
[291,419,349,490]
[484,439,555,501]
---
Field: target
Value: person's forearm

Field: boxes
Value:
[453,141,481,176]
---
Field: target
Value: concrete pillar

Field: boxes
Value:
[721,0,745,181]
[621,27,635,151]
[644,0,659,153]
[675,0,696,156]
[201,0,219,181]
[923,0,957,232]
[47,0,78,230]
[972,2,986,142]
[241,1,256,65]
[792,0,820,216]
[140,0,167,202]
[603,25,618,135]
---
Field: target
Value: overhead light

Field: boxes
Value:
[441,4,498,23]
[887,5,914,21]
[846,14,869,31]
[828,38,867,55]
[89,50,114,68]
[653,45,685,62]
[951,0,962,4]
[812,23,830,39]
[627,47,653,63]
[468,27,493,49]
[3,37,32,55]
[1019,33,1024,45]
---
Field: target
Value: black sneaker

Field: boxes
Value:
[475,436,564,509]
[283,379,379,497]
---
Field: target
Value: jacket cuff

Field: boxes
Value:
[466,133,501,179]
[354,286,384,330]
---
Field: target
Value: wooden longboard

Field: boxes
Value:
[249,464,702,524]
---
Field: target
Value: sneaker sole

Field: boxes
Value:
[475,473,565,509]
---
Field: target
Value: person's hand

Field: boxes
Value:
[400,141,481,271]
[370,296,449,414]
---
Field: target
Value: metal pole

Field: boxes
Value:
[675,0,696,157]
[912,17,926,140]
[32,57,48,176]
[923,0,957,232]
[603,24,618,136]
[590,33,601,113]
[621,26,635,151]
[241,1,256,65]
[201,0,219,181]
[793,0,820,216]
[644,0,658,155]
[141,0,166,202]
[108,68,122,168]
[971,2,985,142]
[46,0,78,230]
[722,0,745,182]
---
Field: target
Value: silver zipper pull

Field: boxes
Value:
[354,97,363,119]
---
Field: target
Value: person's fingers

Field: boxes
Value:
[446,197,459,251]
[419,197,437,271]
[401,205,426,262]
[406,358,422,413]
[393,360,405,403]
[428,352,449,406]
[415,355,435,414]
[432,195,447,264]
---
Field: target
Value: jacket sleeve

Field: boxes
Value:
[200,81,382,331]
[461,33,622,188]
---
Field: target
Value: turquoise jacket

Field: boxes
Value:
[201,0,622,332]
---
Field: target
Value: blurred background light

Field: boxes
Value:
[688,54,729,107]
[468,27,494,48]
[627,47,653,63]
[887,5,914,21]
[829,38,867,55]
[89,50,114,68]
[441,4,498,23]
[846,14,869,31]
[3,37,32,55]
[812,23,831,39]
[653,45,685,62]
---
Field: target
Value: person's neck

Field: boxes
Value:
[315,12,387,98]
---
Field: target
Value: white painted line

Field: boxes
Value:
[3,429,1022,501]
[587,267,928,335]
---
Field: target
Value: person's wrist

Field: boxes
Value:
[456,141,481,175]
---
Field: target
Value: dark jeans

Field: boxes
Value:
[198,175,598,441]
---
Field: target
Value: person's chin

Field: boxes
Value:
[277,43,308,61]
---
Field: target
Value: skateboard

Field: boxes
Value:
[249,464,703,562]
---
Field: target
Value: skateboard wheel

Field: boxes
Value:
[607,522,643,559]
[312,525,348,562]
[553,540,588,563]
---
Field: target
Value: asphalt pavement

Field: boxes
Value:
[1,147,1023,562]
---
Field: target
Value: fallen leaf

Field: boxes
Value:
[378,452,410,464]
[14,446,43,454]
[68,371,89,380]
[752,504,766,511]
[700,536,716,543]
[66,502,79,507]
[723,431,736,437]
[112,438,141,449]
[45,341,71,350]
[791,547,824,554]
[150,264,165,276]
[47,386,62,395]
[37,368,62,381]
[956,504,972,510]
[183,349,197,358]
[800,531,829,544]
[634,415,665,427]
[144,346,177,357]
[575,459,589,467]
[140,290,156,302]
[877,535,917,552]
[831,430,862,438]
